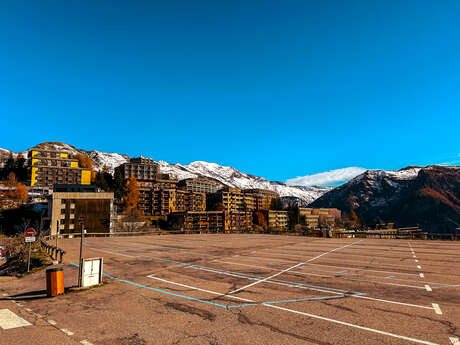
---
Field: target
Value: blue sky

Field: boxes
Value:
[2,1,459,184]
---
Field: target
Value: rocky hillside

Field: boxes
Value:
[0,142,330,204]
[310,165,460,233]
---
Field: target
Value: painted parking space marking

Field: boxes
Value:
[228,240,363,295]
[81,341,95,345]
[450,337,460,345]
[432,303,442,315]
[266,304,441,345]
[0,309,32,330]
[60,328,74,336]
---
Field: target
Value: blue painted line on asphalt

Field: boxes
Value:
[69,261,229,309]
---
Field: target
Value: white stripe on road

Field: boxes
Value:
[266,304,440,345]
[0,309,31,330]
[432,303,442,315]
[60,328,74,336]
[228,240,362,294]
[146,275,439,344]
[147,275,252,302]
[449,337,460,345]
[80,341,94,345]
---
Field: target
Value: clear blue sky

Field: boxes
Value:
[2,1,459,182]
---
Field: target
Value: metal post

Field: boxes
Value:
[27,242,31,273]
[78,216,85,287]
[55,221,59,259]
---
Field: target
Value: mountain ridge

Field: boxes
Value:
[0,142,331,204]
[310,165,460,232]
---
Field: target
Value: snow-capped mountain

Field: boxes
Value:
[0,142,330,204]
[310,165,460,232]
[157,160,331,204]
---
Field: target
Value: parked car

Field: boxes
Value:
[0,245,5,259]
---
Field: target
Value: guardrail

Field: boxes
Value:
[40,239,66,263]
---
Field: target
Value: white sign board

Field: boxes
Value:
[25,236,36,243]
[81,258,103,287]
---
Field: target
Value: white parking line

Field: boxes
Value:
[80,341,94,345]
[146,274,439,344]
[0,309,32,330]
[266,304,440,345]
[449,337,460,345]
[60,328,74,336]
[432,303,442,315]
[228,241,362,294]
[147,275,252,302]
[169,262,435,310]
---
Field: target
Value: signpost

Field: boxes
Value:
[78,217,85,287]
[56,221,59,260]
[25,228,36,273]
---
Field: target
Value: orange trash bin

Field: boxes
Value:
[46,267,64,297]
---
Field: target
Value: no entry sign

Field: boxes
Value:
[26,228,36,237]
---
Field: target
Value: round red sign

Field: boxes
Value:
[25,228,36,237]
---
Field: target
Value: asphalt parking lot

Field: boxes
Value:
[1,234,459,345]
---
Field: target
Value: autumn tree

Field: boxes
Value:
[15,183,28,203]
[350,209,358,222]
[7,172,17,198]
[253,211,267,230]
[75,153,93,169]
[124,175,140,213]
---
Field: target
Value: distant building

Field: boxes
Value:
[299,208,341,228]
[175,190,206,213]
[114,157,158,182]
[27,149,91,188]
[243,189,279,211]
[268,210,289,230]
[48,184,114,235]
[225,211,253,232]
[208,188,254,213]
[177,178,222,194]
[169,211,224,233]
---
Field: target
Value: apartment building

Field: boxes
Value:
[114,157,158,181]
[300,208,341,228]
[225,211,252,232]
[243,189,279,211]
[168,211,224,233]
[207,188,255,213]
[48,184,114,235]
[268,210,289,230]
[27,149,92,188]
[177,178,221,194]
[175,190,206,213]
[136,173,179,215]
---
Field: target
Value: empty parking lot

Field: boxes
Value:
[1,234,459,345]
